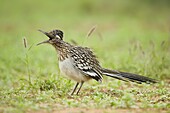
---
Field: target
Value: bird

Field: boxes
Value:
[37,29,157,95]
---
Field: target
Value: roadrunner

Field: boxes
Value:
[37,29,157,95]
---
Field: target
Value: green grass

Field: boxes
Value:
[0,0,170,113]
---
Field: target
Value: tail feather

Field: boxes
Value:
[101,68,157,84]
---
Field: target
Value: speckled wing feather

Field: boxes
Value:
[69,46,103,82]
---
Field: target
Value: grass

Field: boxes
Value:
[0,0,170,113]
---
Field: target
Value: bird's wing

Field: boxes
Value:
[69,46,103,82]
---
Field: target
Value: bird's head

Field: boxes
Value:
[37,29,64,46]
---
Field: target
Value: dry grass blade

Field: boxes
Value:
[161,40,165,47]
[70,39,78,45]
[23,37,27,48]
[97,31,103,40]
[86,25,97,38]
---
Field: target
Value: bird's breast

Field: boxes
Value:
[59,57,90,82]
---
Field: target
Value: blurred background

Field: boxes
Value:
[1,0,169,38]
[0,0,170,87]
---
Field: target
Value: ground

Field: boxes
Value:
[29,108,169,113]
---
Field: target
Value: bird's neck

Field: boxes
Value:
[53,42,72,61]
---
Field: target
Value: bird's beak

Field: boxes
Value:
[37,40,50,46]
[37,29,51,46]
[38,29,48,36]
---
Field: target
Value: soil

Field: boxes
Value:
[28,108,169,113]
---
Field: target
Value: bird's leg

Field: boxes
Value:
[76,81,84,95]
[71,82,79,95]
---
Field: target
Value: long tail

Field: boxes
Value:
[101,68,157,84]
